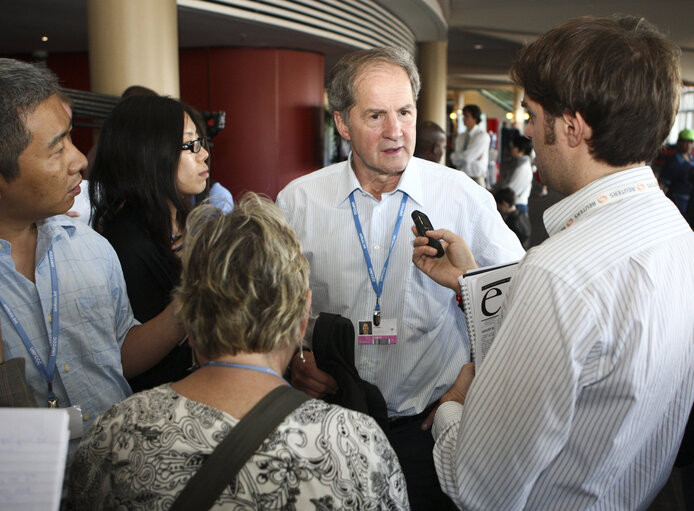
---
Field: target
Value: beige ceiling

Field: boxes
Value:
[2,0,692,92]
[444,0,694,88]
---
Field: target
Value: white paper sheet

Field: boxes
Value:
[0,408,70,511]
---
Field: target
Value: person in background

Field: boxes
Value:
[189,109,235,214]
[194,177,234,214]
[206,179,234,212]
[494,187,530,249]
[414,120,447,163]
[450,104,490,187]
[89,95,209,393]
[69,194,410,510]
[276,46,524,510]
[412,16,694,509]
[685,172,694,229]
[502,134,534,214]
[660,128,694,215]
[0,58,184,466]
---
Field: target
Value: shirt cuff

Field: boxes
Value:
[432,400,464,441]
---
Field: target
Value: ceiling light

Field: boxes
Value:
[41,36,48,42]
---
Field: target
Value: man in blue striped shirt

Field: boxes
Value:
[413,16,694,510]
[0,59,186,470]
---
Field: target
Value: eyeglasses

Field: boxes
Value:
[181,137,204,154]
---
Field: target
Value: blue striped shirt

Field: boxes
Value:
[277,156,524,417]
[433,166,694,510]
[0,216,136,461]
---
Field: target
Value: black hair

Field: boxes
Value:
[494,187,517,206]
[512,135,533,156]
[462,104,482,124]
[511,16,680,166]
[90,95,199,261]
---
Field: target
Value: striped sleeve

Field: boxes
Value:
[432,263,598,509]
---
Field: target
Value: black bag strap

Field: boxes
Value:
[170,385,310,511]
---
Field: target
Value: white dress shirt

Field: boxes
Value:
[451,124,491,179]
[68,180,92,224]
[433,166,694,510]
[506,155,533,206]
[277,157,524,417]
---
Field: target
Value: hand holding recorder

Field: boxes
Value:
[411,211,478,292]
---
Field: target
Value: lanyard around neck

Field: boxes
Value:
[0,245,60,406]
[349,191,408,317]
[556,176,660,232]
[203,361,290,386]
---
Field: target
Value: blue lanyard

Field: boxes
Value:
[0,245,60,407]
[349,191,408,321]
[203,361,290,385]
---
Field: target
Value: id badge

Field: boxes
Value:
[358,319,397,345]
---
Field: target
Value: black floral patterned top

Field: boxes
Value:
[68,384,410,510]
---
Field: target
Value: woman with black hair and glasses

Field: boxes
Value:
[90,95,209,392]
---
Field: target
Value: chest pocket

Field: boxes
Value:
[65,295,121,367]
[400,263,452,334]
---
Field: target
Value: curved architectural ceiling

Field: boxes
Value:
[1,0,692,88]
[178,0,416,53]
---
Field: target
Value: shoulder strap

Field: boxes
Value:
[170,385,310,511]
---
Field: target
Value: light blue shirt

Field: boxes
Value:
[208,181,234,213]
[277,156,524,417]
[0,216,135,431]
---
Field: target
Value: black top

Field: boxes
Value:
[504,209,531,250]
[311,313,388,432]
[101,205,192,393]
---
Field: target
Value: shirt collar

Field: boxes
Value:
[0,216,76,245]
[334,154,425,206]
[37,215,78,241]
[543,166,658,235]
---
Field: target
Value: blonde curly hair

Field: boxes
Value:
[175,192,309,359]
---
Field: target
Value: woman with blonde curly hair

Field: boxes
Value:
[69,193,409,510]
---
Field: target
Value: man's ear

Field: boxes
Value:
[562,110,593,148]
[334,110,351,142]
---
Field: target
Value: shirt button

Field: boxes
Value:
[374,245,381,250]
[63,364,70,372]
[82,413,90,421]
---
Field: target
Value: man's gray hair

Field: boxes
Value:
[327,47,420,120]
[0,58,59,182]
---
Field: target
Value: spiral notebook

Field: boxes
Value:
[459,261,519,368]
